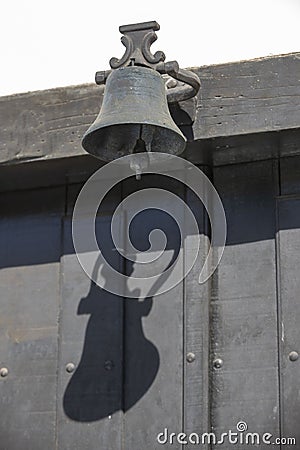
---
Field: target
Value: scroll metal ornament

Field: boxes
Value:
[95,21,201,103]
[109,21,165,69]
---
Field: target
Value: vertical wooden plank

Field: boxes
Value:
[0,187,64,450]
[122,175,184,450]
[280,155,300,196]
[183,166,211,449]
[277,155,300,447]
[277,199,300,447]
[210,160,280,448]
[56,183,124,450]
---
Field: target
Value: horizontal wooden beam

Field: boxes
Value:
[193,52,300,139]
[0,52,299,166]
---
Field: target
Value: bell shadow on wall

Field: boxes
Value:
[63,254,160,422]
[63,204,180,422]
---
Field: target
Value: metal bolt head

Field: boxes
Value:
[0,367,8,377]
[186,352,196,363]
[104,360,114,371]
[289,351,299,362]
[165,77,178,89]
[213,358,223,369]
[66,363,75,373]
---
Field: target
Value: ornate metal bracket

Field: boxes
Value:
[95,21,200,103]
[109,21,165,70]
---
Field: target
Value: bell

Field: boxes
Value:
[82,66,186,161]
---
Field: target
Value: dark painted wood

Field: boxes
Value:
[0,155,103,194]
[57,184,124,450]
[1,59,300,447]
[122,175,184,450]
[0,187,64,450]
[1,53,299,167]
[277,156,300,448]
[210,160,280,448]
[280,155,300,196]
[183,166,211,449]
[277,199,300,448]
[2,129,300,198]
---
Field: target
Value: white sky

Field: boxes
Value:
[1,0,299,96]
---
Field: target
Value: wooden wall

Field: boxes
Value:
[0,53,299,450]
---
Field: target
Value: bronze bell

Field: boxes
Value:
[82,66,186,161]
[81,21,200,163]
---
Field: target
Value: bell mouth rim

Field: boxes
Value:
[82,122,187,153]
[82,122,187,160]
[82,120,186,142]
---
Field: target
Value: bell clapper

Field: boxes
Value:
[135,167,142,181]
[129,155,144,180]
[135,143,152,180]
[129,126,153,180]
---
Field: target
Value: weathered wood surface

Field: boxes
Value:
[183,166,211,450]
[2,154,300,448]
[277,156,300,449]
[195,53,300,140]
[211,160,280,449]
[0,53,299,166]
[122,176,184,449]
[0,83,100,165]
[0,187,64,450]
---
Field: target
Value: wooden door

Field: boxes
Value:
[1,155,300,449]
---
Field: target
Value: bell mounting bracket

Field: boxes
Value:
[95,21,200,103]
